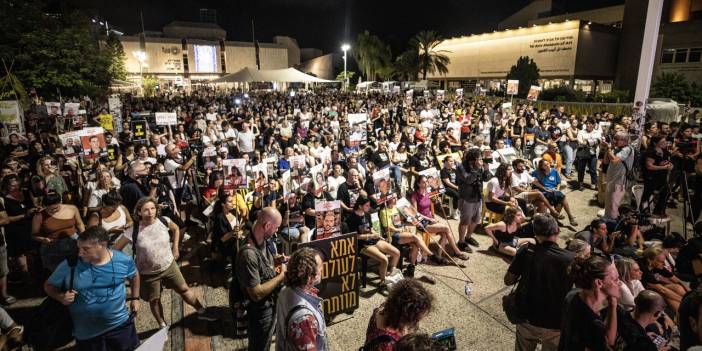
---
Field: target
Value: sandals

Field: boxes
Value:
[452,252,470,261]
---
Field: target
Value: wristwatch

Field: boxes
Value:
[126,297,140,301]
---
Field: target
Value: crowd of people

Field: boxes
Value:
[0,87,700,350]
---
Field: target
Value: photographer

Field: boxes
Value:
[164,143,198,222]
[575,119,601,191]
[150,163,183,228]
[120,160,158,214]
[602,132,634,220]
[455,148,491,253]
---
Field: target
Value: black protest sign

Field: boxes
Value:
[300,232,359,319]
[106,145,117,161]
[131,120,147,142]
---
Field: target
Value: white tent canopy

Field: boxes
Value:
[210,67,337,83]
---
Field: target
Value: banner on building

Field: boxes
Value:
[507,80,519,95]
[300,232,359,319]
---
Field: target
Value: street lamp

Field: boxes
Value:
[132,51,147,87]
[341,43,350,91]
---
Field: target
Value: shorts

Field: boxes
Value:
[459,199,482,225]
[541,190,566,206]
[500,238,519,248]
[76,313,139,350]
[390,232,401,246]
[0,246,8,278]
[140,260,187,302]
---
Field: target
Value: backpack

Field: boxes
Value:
[358,334,397,351]
[25,255,78,351]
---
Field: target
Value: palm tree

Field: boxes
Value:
[353,30,392,81]
[411,30,450,80]
[395,49,420,81]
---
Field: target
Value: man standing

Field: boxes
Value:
[504,214,574,351]
[275,247,329,351]
[120,160,158,214]
[45,226,140,350]
[455,148,491,253]
[602,132,634,219]
[235,207,286,351]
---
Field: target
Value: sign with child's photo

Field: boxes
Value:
[223,159,248,190]
[419,167,445,196]
[314,200,341,240]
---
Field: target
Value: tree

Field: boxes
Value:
[506,56,540,97]
[0,0,121,98]
[335,70,356,82]
[353,31,392,81]
[104,32,127,82]
[395,49,420,81]
[411,31,450,80]
[651,72,690,102]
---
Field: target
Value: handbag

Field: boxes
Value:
[25,255,78,350]
[575,146,593,160]
[502,244,534,325]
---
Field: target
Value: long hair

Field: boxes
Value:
[614,257,637,283]
[133,196,160,221]
[502,206,519,226]
[568,256,611,290]
[494,163,510,190]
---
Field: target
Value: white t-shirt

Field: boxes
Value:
[327,175,346,199]
[122,217,173,275]
[238,131,255,153]
[164,158,185,189]
[511,171,534,190]
[206,112,217,121]
[486,178,506,201]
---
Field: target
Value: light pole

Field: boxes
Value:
[341,43,350,91]
[132,50,147,87]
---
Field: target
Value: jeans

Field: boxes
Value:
[576,156,597,185]
[562,144,575,177]
[280,225,301,241]
[388,165,402,187]
[247,304,275,351]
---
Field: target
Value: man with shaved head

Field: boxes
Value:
[234,207,285,351]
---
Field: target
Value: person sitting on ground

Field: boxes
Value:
[575,219,614,256]
[615,257,646,312]
[379,195,448,277]
[679,289,702,350]
[618,290,670,351]
[361,279,434,351]
[565,238,591,259]
[640,246,690,312]
[394,334,444,351]
[344,196,402,287]
[410,176,469,260]
[483,207,534,257]
[531,159,577,226]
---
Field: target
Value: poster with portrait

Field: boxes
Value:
[63,103,80,118]
[526,85,541,101]
[396,198,422,227]
[371,168,394,205]
[252,163,268,193]
[348,130,366,148]
[347,113,367,129]
[58,130,85,157]
[456,88,464,100]
[108,96,123,132]
[405,89,414,105]
[263,156,277,179]
[0,100,24,139]
[45,102,62,117]
[314,200,341,240]
[436,90,445,102]
[281,170,291,198]
[419,167,445,196]
[310,164,326,193]
[288,155,307,176]
[507,80,519,95]
[80,127,107,159]
[223,159,248,190]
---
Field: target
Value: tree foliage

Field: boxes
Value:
[353,31,392,81]
[506,56,540,97]
[651,72,693,103]
[411,31,450,80]
[0,0,121,98]
[335,70,356,82]
[394,49,420,81]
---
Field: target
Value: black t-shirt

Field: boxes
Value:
[336,181,360,209]
[372,151,391,169]
[548,126,562,141]
[301,192,333,229]
[558,290,609,351]
[640,264,674,286]
[618,311,657,351]
[344,211,371,235]
[409,155,431,173]
[642,149,669,183]
[507,241,573,329]
[440,167,457,186]
[120,179,147,214]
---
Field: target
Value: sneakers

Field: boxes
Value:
[457,241,473,253]
[404,264,416,278]
[569,217,578,227]
[465,237,480,247]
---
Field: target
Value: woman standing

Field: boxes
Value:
[1,176,36,282]
[484,207,534,257]
[563,118,580,179]
[641,136,673,217]
[33,156,67,198]
[211,192,243,263]
[31,191,84,272]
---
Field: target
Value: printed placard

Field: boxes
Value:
[80,127,107,159]
[155,112,177,126]
[371,168,394,205]
[131,120,147,142]
[252,163,268,193]
[419,167,445,196]
[507,80,519,95]
[223,159,248,190]
[299,232,359,319]
[527,85,541,101]
[314,200,342,240]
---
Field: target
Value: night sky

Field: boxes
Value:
[55,0,624,55]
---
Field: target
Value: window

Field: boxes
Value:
[662,49,674,63]
[675,49,688,63]
[690,48,702,62]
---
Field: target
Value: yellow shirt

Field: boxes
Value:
[97,113,113,131]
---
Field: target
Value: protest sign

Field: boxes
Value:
[507,80,519,95]
[300,232,359,318]
[155,112,177,126]
[311,164,326,193]
[80,127,107,159]
[347,113,367,128]
[289,155,307,176]
[45,102,61,117]
[108,96,123,132]
[419,167,445,196]
[371,168,394,205]
[315,200,341,240]
[131,120,147,142]
[456,88,464,99]
[223,159,248,190]
[0,100,24,138]
[527,85,541,101]
[281,170,291,197]
[252,163,268,192]
[436,90,445,102]
[58,130,86,157]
